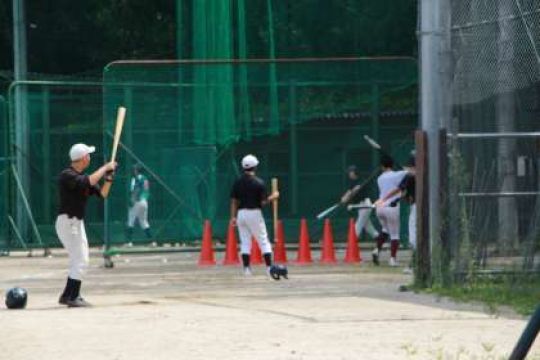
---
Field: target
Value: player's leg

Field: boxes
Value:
[408,204,416,251]
[403,204,417,274]
[137,200,152,239]
[126,205,136,242]
[69,221,91,306]
[373,208,390,265]
[356,199,380,239]
[386,205,401,266]
[249,210,273,272]
[55,215,77,304]
[236,210,253,275]
[57,216,90,307]
[364,218,380,240]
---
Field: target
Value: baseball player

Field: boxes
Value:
[372,155,407,267]
[340,165,379,240]
[56,143,117,307]
[375,153,416,272]
[126,164,152,243]
[230,154,279,276]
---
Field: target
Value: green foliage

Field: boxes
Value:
[426,275,540,316]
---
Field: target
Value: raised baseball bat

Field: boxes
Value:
[271,178,278,241]
[110,107,127,163]
[364,134,403,168]
[102,107,126,198]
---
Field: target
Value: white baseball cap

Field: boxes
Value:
[69,143,95,161]
[241,154,259,169]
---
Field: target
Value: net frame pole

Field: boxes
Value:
[419,0,452,283]
[12,0,30,246]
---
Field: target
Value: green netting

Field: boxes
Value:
[102,58,417,245]
[5,58,417,250]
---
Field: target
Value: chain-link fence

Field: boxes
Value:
[438,0,540,283]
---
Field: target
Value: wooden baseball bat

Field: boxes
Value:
[102,107,126,198]
[272,178,278,241]
[110,107,127,163]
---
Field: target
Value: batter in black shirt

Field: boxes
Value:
[55,143,117,308]
[58,167,102,219]
[230,154,279,275]
[230,174,268,209]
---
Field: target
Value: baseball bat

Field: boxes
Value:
[272,178,278,241]
[316,203,340,220]
[110,107,127,163]
[364,134,403,168]
[347,204,376,211]
[101,107,126,198]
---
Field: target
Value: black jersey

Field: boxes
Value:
[347,178,367,203]
[398,173,415,204]
[58,167,101,219]
[230,174,267,209]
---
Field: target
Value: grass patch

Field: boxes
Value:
[425,275,540,316]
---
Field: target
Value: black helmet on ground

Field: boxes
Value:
[5,287,27,309]
[269,264,288,281]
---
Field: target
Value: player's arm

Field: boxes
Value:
[374,188,402,207]
[343,181,368,204]
[230,182,239,225]
[99,171,115,198]
[340,189,353,204]
[230,199,239,226]
[88,162,117,186]
[262,187,279,206]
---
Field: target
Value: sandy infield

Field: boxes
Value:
[0,249,538,360]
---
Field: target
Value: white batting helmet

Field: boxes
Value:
[241,154,259,169]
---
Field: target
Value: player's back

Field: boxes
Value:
[231,174,266,209]
[377,170,407,204]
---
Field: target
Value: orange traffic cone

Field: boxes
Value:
[320,219,337,264]
[250,237,263,265]
[273,220,287,264]
[344,218,362,263]
[198,220,216,266]
[295,218,313,265]
[222,221,240,265]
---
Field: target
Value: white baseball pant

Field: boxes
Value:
[237,209,273,254]
[376,205,401,240]
[128,200,149,229]
[408,204,417,250]
[55,214,89,280]
[355,198,379,238]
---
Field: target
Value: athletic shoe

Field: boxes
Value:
[58,296,69,305]
[243,267,253,276]
[67,297,92,308]
[372,248,380,266]
[389,257,398,267]
[402,267,413,274]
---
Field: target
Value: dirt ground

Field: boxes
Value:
[0,248,538,360]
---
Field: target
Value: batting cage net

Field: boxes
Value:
[0,96,8,253]
[3,58,417,253]
[436,0,540,284]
